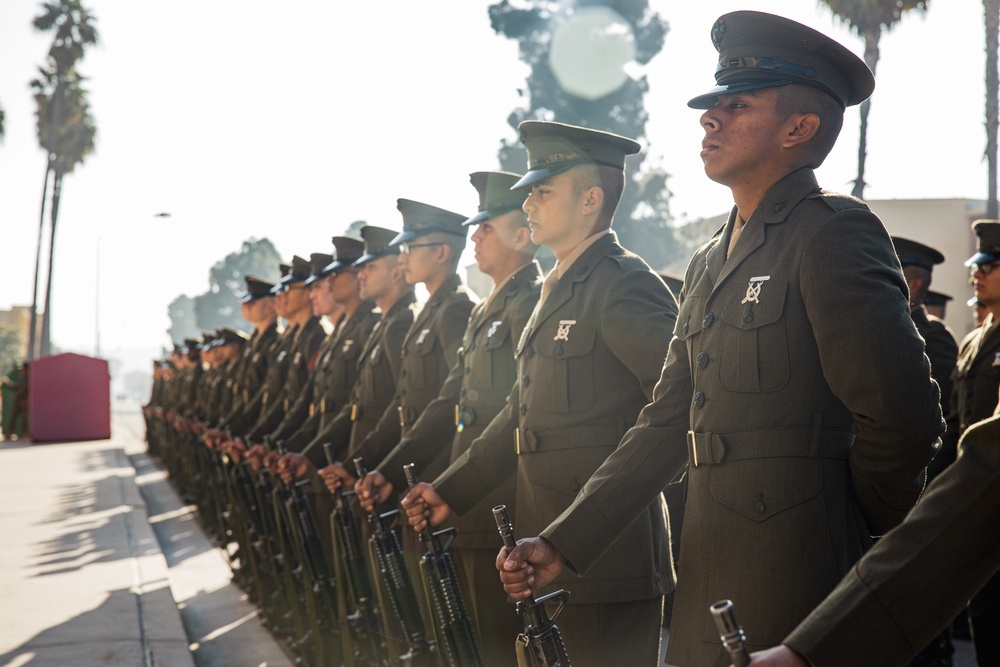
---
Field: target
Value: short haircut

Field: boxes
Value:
[570,163,626,225]
[902,265,932,304]
[775,83,845,167]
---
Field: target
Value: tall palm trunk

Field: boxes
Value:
[28,161,52,360]
[852,30,881,199]
[39,169,63,358]
[986,0,999,219]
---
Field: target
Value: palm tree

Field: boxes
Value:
[818,0,929,199]
[986,0,999,219]
[28,0,98,359]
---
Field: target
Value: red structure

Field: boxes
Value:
[28,353,111,442]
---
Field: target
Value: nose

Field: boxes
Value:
[701,107,719,132]
[471,226,484,243]
[522,192,535,214]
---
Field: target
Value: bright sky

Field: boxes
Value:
[0,1,987,382]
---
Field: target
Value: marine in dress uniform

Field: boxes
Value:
[247,254,326,444]
[407,122,679,667]
[350,199,475,482]
[366,171,541,664]
[319,226,417,466]
[497,12,942,667]
[891,237,959,482]
[953,219,1000,667]
[273,237,379,459]
[924,290,952,321]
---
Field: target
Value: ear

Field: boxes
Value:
[436,242,452,265]
[783,113,820,149]
[512,225,532,251]
[580,185,604,216]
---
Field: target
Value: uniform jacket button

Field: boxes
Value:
[682,322,689,335]
[697,352,709,369]
[519,404,528,416]
[702,312,714,328]
[694,391,705,408]
[743,311,754,324]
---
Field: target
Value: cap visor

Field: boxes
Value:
[687,79,793,109]
[966,252,1000,266]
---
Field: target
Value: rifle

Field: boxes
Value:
[353,456,436,666]
[404,463,483,667]
[493,505,572,667]
[710,599,751,667]
[324,443,386,667]
[273,438,344,666]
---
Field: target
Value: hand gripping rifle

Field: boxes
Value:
[710,599,751,667]
[353,457,436,666]
[493,505,572,667]
[324,443,385,667]
[404,463,483,667]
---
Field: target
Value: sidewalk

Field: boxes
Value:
[0,402,292,667]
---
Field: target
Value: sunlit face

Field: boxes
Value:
[398,236,444,286]
[471,212,525,279]
[521,170,585,251]
[330,269,360,304]
[274,289,289,318]
[308,275,338,316]
[358,256,395,302]
[971,260,1000,308]
[698,88,789,187]
[283,283,311,317]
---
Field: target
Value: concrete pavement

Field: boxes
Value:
[0,403,292,667]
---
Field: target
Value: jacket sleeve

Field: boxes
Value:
[785,413,1000,667]
[800,207,943,535]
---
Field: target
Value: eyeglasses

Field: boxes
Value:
[970,261,1000,276]
[400,242,443,253]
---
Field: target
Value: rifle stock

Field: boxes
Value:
[492,505,572,667]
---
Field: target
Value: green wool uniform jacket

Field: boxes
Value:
[953,314,1000,433]
[353,274,474,477]
[910,307,958,479]
[378,261,542,549]
[272,303,380,454]
[228,323,295,438]
[248,315,325,443]
[434,232,678,604]
[542,169,943,666]
[219,322,280,434]
[318,292,416,464]
[785,413,1000,667]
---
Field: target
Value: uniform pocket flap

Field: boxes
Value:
[482,320,511,349]
[535,322,595,359]
[709,458,822,522]
[719,281,788,330]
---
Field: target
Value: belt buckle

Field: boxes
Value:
[398,405,405,428]
[687,431,699,467]
[351,404,359,421]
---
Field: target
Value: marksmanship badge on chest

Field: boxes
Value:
[487,320,503,338]
[741,275,771,305]
[415,329,430,345]
[341,340,354,355]
[554,320,577,341]
[993,352,1000,368]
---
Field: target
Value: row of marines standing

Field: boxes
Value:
[145,10,1000,667]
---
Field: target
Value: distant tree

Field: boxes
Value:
[167,238,283,343]
[29,0,99,359]
[986,0,999,218]
[344,220,366,237]
[818,0,928,199]
[0,323,24,373]
[167,294,199,345]
[488,0,681,270]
